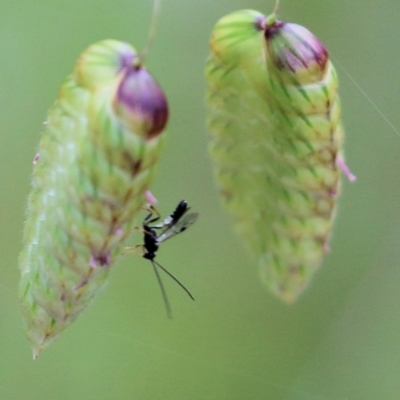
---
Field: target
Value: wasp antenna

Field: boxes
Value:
[151,260,172,319]
[153,260,195,301]
[137,0,162,66]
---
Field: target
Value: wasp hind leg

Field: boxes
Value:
[142,204,162,226]
[124,243,145,256]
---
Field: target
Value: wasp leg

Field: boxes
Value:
[135,226,154,236]
[143,204,161,225]
[124,244,145,256]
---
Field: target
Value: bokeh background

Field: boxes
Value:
[1,0,400,399]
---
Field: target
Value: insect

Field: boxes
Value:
[136,200,198,318]
[206,7,355,303]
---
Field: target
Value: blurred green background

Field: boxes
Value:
[1,0,400,399]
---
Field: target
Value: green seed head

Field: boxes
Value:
[19,39,168,357]
[206,10,354,303]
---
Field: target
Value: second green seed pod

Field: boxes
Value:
[206,10,355,303]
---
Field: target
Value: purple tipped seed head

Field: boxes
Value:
[113,65,168,140]
[264,20,328,83]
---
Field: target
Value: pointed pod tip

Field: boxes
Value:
[277,286,304,305]
[32,347,42,360]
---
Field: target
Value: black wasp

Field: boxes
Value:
[138,200,198,318]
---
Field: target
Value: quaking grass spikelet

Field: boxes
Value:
[206,9,355,303]
[19,39,168,357]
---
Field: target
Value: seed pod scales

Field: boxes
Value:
[19,40,168,357]
[206,10,355,303]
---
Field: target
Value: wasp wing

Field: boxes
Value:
[157,212,199,243]
[154,201,190,232]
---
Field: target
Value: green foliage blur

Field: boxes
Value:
[1,0,400,399]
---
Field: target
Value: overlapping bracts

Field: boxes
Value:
[19,40,168,357]
[206,10,354,303]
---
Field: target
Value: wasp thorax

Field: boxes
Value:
[264,20,329,84]
[113,65,169,140]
